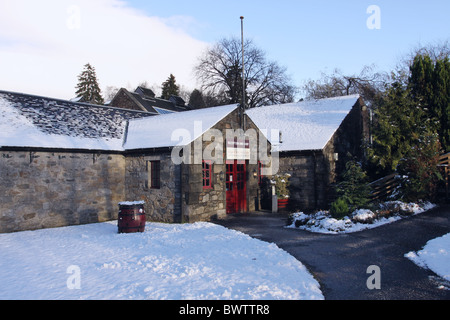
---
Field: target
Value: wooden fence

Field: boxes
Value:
[369,173,400,202]
[369,152,450,202]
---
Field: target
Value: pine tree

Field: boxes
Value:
[409,54,434,105]
[432,58,450,152]
[369,80,425,174]
[224,63,245,105]
[189,89,206,109]
[409,54,450,152]
[75,63,104,105]
[370,53,450,176]
[161,74,180,100]
[333,160,372,214]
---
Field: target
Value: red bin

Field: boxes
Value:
[118,201,146,233]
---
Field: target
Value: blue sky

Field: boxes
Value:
[0,0,449,99]
[128,0,450,83]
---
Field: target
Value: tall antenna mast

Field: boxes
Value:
[240,16,246,130]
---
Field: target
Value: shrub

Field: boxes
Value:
[330,197,349,220]
[335,161,372,212]
[273,173,291,199]
[397,132,443,202]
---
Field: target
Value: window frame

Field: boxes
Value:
[202,160,213,190]
[149,160,160,189]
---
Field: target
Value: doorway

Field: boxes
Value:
[226,160,247,214]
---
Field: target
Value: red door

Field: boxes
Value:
[226,160,247,214]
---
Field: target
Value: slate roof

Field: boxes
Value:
[135,86,156,98]
[110,87,191,114]
[0,90,153,150]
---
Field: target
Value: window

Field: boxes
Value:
[149,160,160,189]
[202,160,212,189]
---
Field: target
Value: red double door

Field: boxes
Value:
[226,160,247,214]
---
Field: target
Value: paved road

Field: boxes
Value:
[214,205,450,300]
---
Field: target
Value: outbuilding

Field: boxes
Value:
[0,90,272,232]
[0,90,368,233]
[247,95,370,212]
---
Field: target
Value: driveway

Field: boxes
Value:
[214,205,450,300]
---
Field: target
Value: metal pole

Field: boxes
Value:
[240,16,246,130]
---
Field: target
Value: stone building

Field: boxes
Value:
[108,86,191,114]
[247,95,370,212]
[123,104,271,223]
[0,89,368,233]
[0,90,271,232]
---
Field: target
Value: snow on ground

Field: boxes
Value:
[0,221,323,300]
[288,201,450,289]
[405,233,450,290]
[286,201,436,234]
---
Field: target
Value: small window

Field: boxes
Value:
[202,160,212,189]
[149,160,160,189]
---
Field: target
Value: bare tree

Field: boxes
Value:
[303,65,388,106]
[104,86,119,102]
[194,38,297,108]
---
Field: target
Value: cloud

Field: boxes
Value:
[0,0,208,99]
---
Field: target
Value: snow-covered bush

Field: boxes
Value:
[351,209,376,224]
[287,201,435,234]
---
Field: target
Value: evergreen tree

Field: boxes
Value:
[409,54,450,152]
[397,131,442,201]
[368,80,425,175]
[432,58,450,152]
[333,160,372,213]
[370,53,450,177]
[409,54,434,105]
[189,89,206,109]
[330,160,372,219]
[224,63,246,106]
[75,63,104,105]
[161,74,180,100]
[409,55,439,141]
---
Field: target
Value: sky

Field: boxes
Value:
[0,0,449,100]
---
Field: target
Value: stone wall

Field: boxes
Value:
[324,97,370,179]
[278,151,328,212]
[0,109,274,232]
[181,161,226,222]
[278,98,370,213]
[181,111,266,222]
[0,150,125,233]
[124,152,181,223]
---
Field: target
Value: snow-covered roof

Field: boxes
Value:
[1,89,359,153]
[246,95,361,152]
[0,90,238,152]
[124,104,238,150]
[0,90,152,151]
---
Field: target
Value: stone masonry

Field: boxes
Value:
[125,152,181,223]
[0,150,125,233]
